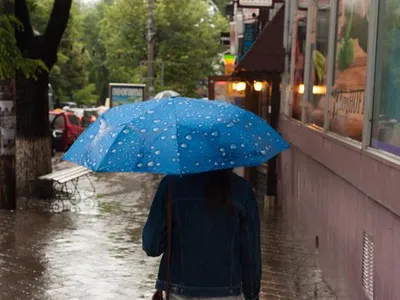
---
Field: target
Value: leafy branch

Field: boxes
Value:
[0,13,48,80]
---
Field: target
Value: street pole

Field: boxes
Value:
[147,0,156,98]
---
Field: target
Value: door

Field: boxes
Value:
[52,114,67,151]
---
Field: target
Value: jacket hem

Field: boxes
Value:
[156,280,242,297]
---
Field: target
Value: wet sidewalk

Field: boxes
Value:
[0,165,336,299]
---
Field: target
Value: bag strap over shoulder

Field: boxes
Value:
[166,177,173,300]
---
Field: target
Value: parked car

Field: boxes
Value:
[49,109,84,152]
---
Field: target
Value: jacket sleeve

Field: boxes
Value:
[142,176,169,257]
[240,184,261,300]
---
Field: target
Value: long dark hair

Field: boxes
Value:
[203,169,234,214]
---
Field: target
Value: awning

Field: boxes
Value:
[233,5,285,76]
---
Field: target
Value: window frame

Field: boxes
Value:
[283,0,400,164]
[362,0,379,150]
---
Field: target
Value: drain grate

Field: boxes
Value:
[362,232,375,300]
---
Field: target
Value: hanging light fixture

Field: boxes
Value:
[253,81,263,91]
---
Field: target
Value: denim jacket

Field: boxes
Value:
[142,173,261,300]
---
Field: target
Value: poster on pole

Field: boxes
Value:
[0,80,16,156]
[109,83,146,107]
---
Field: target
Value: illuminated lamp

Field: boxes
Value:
[236,82,246,91]
[253,81,263,91]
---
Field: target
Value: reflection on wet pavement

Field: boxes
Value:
[0,170,336,299]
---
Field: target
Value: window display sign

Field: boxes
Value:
[109,83,146,107]
[298,0,330,9]
[243,8,259,23]
[238,0,273,7]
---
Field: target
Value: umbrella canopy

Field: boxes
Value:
[64,97,289,175]
[154,90,180,99]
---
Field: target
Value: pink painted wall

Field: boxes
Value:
[278,117,400,300]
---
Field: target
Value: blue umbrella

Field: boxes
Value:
[64,97,289,174]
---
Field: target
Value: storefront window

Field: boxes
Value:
[305,2,331,127]
[371,0,400,156]
[290,9,308,121]
[329,0,371,141]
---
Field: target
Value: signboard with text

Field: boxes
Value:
[238,0,273,7]
[109,83,146,107]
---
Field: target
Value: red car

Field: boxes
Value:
[49,109,84,152]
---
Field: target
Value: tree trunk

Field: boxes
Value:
[14,0,72,200]
[0,0,16,209]
[15,72,52,200]
[0,79,16,209]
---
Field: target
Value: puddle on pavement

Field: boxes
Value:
[0,169,337,300]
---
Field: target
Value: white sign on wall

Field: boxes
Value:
[238,0,273,7]
[242,8,260,23]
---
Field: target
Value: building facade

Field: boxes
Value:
[279,0,400,299]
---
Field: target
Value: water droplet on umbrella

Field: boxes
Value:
[171,135,177,140]
[154,120,161,123]
[181,143,187,148]
[123,129,130,134]
[214,162,219,166]
[217,118,223,122]
[89,134,94,139]
[112,133,117,138]
[153,128,160,132]
[156,163,161,167]
[226,123,234,128]
[230,161,235,165]
[112,149,117,153]
[147,110,155,114]
[267,132,271,136]
[204,132,208,136]
[137,153,143,158]
[148,161,154,167]
[260,150,266,155]
[219,148,225,152]
[211,131,219,137]
[155,150,161,155]
[140,116,146,120]
[241,144,245,148]
[248,122,253,126]
[141,129,147,133]
[163,128,168,131]
[117,141,123,145]
[185,135,193,140]
[195,163,200,166]
[230,144,237,149]
[161,136,167,140]
[137,163,143,168]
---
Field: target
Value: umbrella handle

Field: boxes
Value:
[166,177,173,300]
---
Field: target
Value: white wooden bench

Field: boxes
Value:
[27,166,95,212]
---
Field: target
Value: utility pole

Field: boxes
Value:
[147,0,156,98]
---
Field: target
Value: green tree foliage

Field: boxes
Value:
[0,11,47,79]
[100,0,227,96]
[29,0,92,104]
[81,1,109,104]
[213,0,231,12]
[73,83,97,105]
